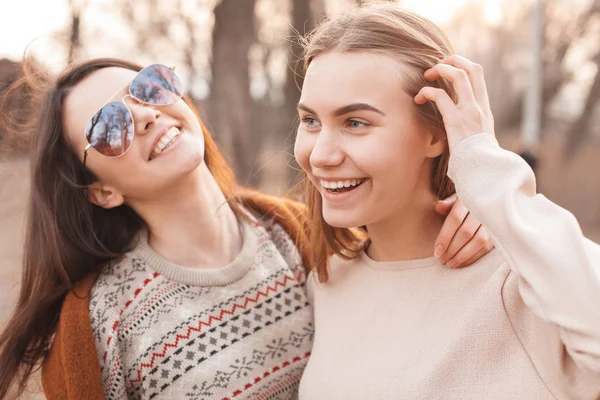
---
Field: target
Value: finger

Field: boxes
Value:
[424,64,476,107]
[441,55,489,110]
[433,198,469,259]
[414,86,458,123]
[462,240,495,267]
[439,213,481,264]
[448,244,486,268]
[434,194,458,216]
[447,228,493,268]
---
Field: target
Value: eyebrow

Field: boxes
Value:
[297,102,385,117]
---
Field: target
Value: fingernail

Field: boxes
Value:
[447,260,457,268]
[434,245,444,257]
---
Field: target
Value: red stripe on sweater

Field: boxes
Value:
[224,351,311,400]
[128,273,298,387]
[118,282,180,333]
[102,271,160,366]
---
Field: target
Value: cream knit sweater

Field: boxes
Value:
[90,215,313,399]
[299,133,600,400]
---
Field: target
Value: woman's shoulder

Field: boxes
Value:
[90,251,149,300]
[499,269,599,398]
[87,251,158,343]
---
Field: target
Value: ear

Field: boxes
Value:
[87,182,125,209]
[424,130,446,159]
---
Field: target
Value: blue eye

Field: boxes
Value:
[301,116,320,128]
[347,119,368,129]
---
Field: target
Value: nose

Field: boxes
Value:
[309,128,345,169]
[124,95,161,136]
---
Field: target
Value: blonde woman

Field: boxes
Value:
[295,4,600,399]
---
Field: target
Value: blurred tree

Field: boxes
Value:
[448,0,600,147]
[209,0,258,185]
[66,0,88,62]
[281,0,325,186]
[355,0,395,4]
[565,50,600,157]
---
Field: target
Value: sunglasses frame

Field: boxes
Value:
[82,64,181,168]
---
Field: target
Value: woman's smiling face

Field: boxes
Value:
[62,66,206,205]
[294,51,445,229]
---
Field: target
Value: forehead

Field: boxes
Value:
[300,51,410,107]
[63,67,137,146]
[67,67,137,117]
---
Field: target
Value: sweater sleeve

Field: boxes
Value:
[447,133,600,378]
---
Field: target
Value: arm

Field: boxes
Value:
[415,54,600,378]
[449,132,600,377]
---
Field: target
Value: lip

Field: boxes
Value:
[149,124,182,161]
[313,175,368,182]
[314,174,369,204]
[320,179,367,203]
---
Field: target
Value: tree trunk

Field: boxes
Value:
[209,0,258,185]
[66,0,87,62]
[280,0,324,187]
[497,0,598,131]
[565,55,600,159]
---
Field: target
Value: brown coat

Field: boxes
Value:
[41,193,311,400]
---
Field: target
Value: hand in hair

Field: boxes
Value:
[414,55,495,151]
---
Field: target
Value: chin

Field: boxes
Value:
[322,206,365,229]
[179,150,204,173]
[176,137,205,173]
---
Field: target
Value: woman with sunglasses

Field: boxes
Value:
[295,4,600,399]
[0,59,491,399]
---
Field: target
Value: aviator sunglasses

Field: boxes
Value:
[82,64,184,167]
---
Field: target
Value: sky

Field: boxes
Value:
[0,0,71,61]
[0,0,508,61]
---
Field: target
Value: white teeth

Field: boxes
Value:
[151,127,181,159]
[320,179,364,190]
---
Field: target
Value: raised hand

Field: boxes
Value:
[414,55,495,150]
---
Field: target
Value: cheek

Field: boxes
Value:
[351,131,425,185]
[87,155,136,193]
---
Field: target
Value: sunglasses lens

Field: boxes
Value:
[130,64,183,105]
[85,102,133,157]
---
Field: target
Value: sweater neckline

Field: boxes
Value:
[132,220,258,287]
[359,249,440,271]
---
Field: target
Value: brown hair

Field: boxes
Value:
[301,3,457,282]
[0,58,243,398]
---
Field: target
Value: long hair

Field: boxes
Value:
[300,3,458,283]
[0,58,243,398]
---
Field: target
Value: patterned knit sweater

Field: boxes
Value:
[89,215,314,400]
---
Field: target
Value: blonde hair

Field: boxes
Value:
[301,3,457,282]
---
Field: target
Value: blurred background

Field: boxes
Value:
[0,0,599,397]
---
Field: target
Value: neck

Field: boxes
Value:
[366,188,444,262]
[130,163,242,268]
